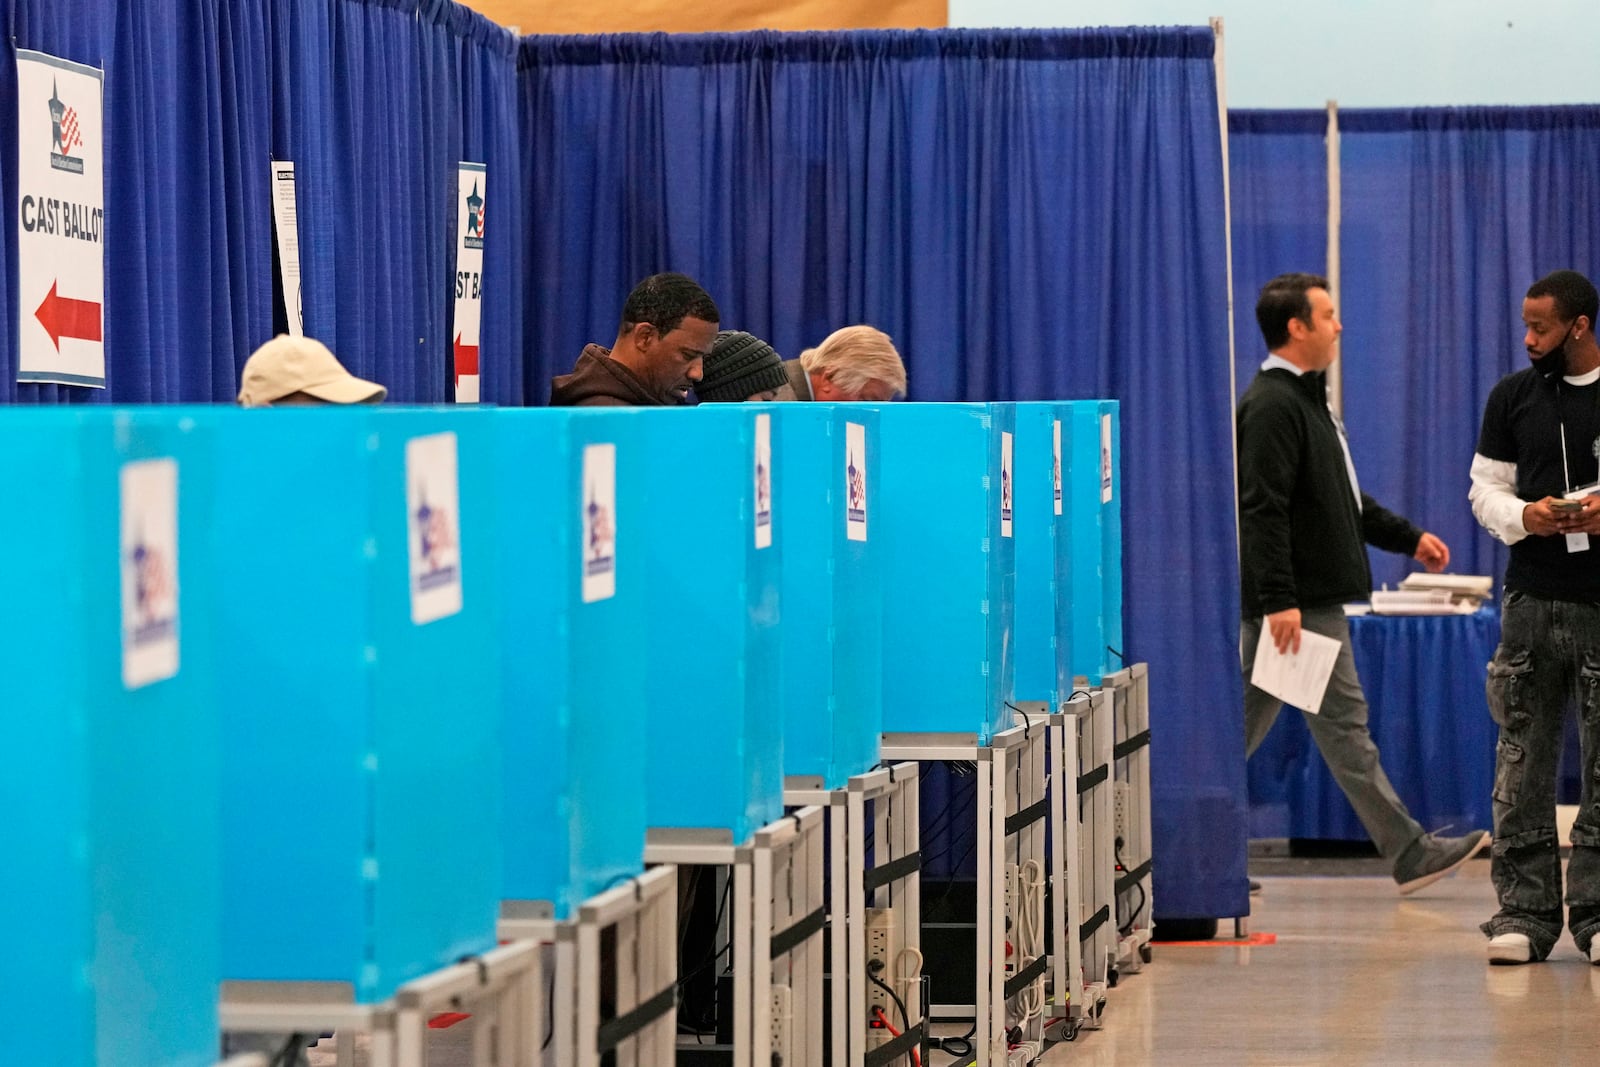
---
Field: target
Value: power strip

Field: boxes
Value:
[770,984,793,1064]
[1007,1039,1045,1066]
[864,907,895,1048]
[1113,781,1131,844]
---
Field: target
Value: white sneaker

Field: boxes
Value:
[1487,932,1533,965]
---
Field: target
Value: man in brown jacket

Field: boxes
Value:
[550,272,720,406]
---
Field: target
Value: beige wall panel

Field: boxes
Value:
[456,0,946,34]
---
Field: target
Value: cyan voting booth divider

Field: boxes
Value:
[776,405,883,789]
[878,403,1017,742]
[1012,402,1066,704]
[496,409,648,919]
[1062,401,1123,686]
[638,406,784,843]
[1,409,219,1067]
[215,408,500,1003]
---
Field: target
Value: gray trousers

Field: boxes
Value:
[1242,606,1425,861]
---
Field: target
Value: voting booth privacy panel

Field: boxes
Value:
[638,406,785,843]
[777,404,884,789]
[1,409,219,1067]
[1063,400,1122,687]
[1011,401,1065,703]
[496,408,648,918]
[1010,400,1124,699]
[877,402,1016,742]
[214,408,501,1002]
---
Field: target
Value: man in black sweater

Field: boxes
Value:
[1238,272,1488,895]
[1471,269,1600,965]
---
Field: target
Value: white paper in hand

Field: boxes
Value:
[1251,625,1341,715]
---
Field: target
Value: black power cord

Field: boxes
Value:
[541,961,556,1050]
[931,1022,976,1058]
[1004,700,1033,733]
[268,1034,310,1067]
[866,961,917,1065]
[1114,839,1146,938]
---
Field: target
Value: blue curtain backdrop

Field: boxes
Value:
[1341,106,1600,591]
[515,26,1247,918]
[1227,110,1328,399]
[0,0,523,404]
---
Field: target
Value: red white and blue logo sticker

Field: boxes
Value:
[1000,430,1014,538]
[1100,414,1113,504]
[406,432,463,624]
[1053,419,1063,516]
[582,443,617,603]
[846,421,867,542]
[754,413,773,549]
[120,458,180,689]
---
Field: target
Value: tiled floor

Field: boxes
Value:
[1037,858,1600,1065]
[305,858,1600,1066]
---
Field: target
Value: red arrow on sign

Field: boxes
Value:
[35,279,103,352]
[454,331,479,386]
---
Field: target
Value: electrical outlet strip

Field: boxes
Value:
[771,984,793,1065]
[864,907,895,1048]
[1007,1039,1045,1066]
[1004,862,1018,975]
[1113,781,1131,844]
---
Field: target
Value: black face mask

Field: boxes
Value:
[1531,323,1575,380]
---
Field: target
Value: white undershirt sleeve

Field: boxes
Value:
[1469,452,1529,545]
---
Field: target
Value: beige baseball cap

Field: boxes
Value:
[237,335,387,407]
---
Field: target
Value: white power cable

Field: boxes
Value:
[1014,859,1046,1022]
[894,945,924,1010]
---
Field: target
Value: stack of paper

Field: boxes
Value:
[1396,573,1494,610]
[1370,588,1478,615]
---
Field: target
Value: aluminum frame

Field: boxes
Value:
[1103,664,1154,977]
[881,721,1047,1067]
[646,807,827,1067]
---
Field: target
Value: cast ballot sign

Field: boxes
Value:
[17,50,105,387]
[453,163,485,403]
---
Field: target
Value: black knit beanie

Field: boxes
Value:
[697,330,789,402]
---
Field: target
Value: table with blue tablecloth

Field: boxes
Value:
[1248,606,1503,843]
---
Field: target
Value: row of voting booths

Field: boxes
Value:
[1,399,1146,1067]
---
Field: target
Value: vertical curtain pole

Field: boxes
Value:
[1213,16,1241,562]
[1326,99,1343,415]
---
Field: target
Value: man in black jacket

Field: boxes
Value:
[1238,272,1488,895]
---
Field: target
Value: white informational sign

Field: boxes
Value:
[754,413,773,549]
[17,50,105,387]
[845,422,868,542]
[405,432,463,625]
[271,160,303,336]
[1100,413,1113,504]
[120,458,180,689]
[1250,625,1341,715]
[1000,431,1014,538]
[1052,419,1063,516]
[453,163,485,403]
[582,444,617,603]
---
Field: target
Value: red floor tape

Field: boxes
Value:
[1158,931,1277,947]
